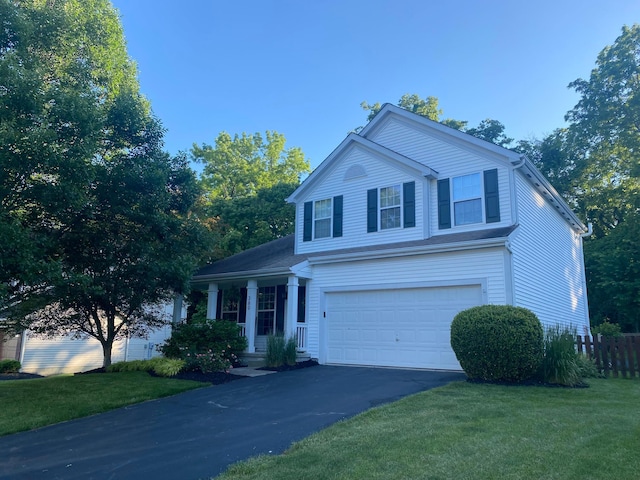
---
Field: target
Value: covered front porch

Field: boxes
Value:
[203,275,308,353]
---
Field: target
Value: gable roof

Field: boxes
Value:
[191,226,518,284]
[286,133,438,204]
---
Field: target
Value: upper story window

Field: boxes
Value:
[303,196,343,242]
[367,181,415,233]
[379,185,402,230]
[438,169,500,230]
[314,198,332,239]
[452,173,482,225]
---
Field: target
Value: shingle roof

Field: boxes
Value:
[192,225,517,281]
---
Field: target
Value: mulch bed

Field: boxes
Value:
[259,359,319,372]
[2,359,319,383]
[0,372,44,381]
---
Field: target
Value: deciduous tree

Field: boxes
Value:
[1,0,212,365]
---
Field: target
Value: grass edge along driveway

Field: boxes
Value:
[0,372,206,436]
[217,378,640,480]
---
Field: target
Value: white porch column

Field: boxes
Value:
[285,276,299,341]
[172,294,184,324]
[245,280,258,353]
[206,283,218,320]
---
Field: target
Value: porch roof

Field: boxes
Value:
[191,225,518,284]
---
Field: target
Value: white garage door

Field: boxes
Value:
[326,285,483,370]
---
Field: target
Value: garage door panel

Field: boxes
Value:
[326,285,482,370]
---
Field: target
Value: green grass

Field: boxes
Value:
[0,371,206,436]
[217,379,640,480]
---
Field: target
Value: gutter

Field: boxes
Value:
[307,237,510,265]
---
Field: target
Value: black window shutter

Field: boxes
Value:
[303,201,313,241]
[484,169,500,223]
[367,188,378,232]
[333,195,343,237]
[437,179,451,229]
[403,181,416,228]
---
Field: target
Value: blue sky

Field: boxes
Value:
[111,0,639,169]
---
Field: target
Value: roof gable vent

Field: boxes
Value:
[344,164,367,181]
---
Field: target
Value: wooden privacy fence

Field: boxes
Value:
[576,334,640,378]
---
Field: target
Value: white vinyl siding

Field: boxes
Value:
[19,305,174,375]
[510,174,590,333]
[296,146,425,254]
[302,248,508,362]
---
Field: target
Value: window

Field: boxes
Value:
[452,173,482,225]
[367,182,415,232]
[379,185,401,229]
[437,169,500,230]
[303,196,343,241]
[221,288,240,322]
[257,286,276,335]
[314,198,332,239]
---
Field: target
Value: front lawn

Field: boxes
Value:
[0,371,206,436]
[218,378,640,480]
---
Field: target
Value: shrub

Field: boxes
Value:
[266,334,286,368]
[266,334,298,367]
[160,319,247,366]
[450,305,543,382]
[106,358,185,377]
[575,354,603,378]
[0,359,21,374]
[184,350,230,373]
[284,336,298,366]
[149,358,186,377]
[540,325,582,386]
[591,320,622,338]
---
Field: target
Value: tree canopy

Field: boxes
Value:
[192,131,310,261]
[0,0,212,365]
[362,93,513,147]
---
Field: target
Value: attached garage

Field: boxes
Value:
[325,284,483,370]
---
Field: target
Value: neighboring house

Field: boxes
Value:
[191,104,591,371]
[1,303,179,375]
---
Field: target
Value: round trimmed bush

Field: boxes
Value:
[450,305,544,382]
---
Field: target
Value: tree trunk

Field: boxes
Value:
[101,340,113,368]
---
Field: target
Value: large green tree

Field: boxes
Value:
[1,0,212,365]
[361,93,512,147]
[515,26,640,331]
[192,131,310,261]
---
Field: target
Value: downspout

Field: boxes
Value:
[506,155,527,307]
[510,155,527,225]
[579,222,593,335]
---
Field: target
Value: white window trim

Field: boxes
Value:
[451,173,485,226]
[379,184,402,230]
[313,198,332,239]
[221,290,240,322]
[257,286,276,336]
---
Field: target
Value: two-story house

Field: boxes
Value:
[191,104,591,371]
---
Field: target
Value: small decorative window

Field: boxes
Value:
[452,173,482,225]
[314,198,332,239]
[380,185,401,230]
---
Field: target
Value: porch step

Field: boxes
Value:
[239,352,311,368]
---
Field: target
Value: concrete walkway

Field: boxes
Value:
[0,366,464,480]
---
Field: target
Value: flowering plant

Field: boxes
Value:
[185,349,232,373]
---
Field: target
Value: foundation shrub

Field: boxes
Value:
[160,319,247,368]
[540,325,582,386]
[0,359,21,373]
[450,305,544,382]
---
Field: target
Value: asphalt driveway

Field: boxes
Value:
[0,366,464,480]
